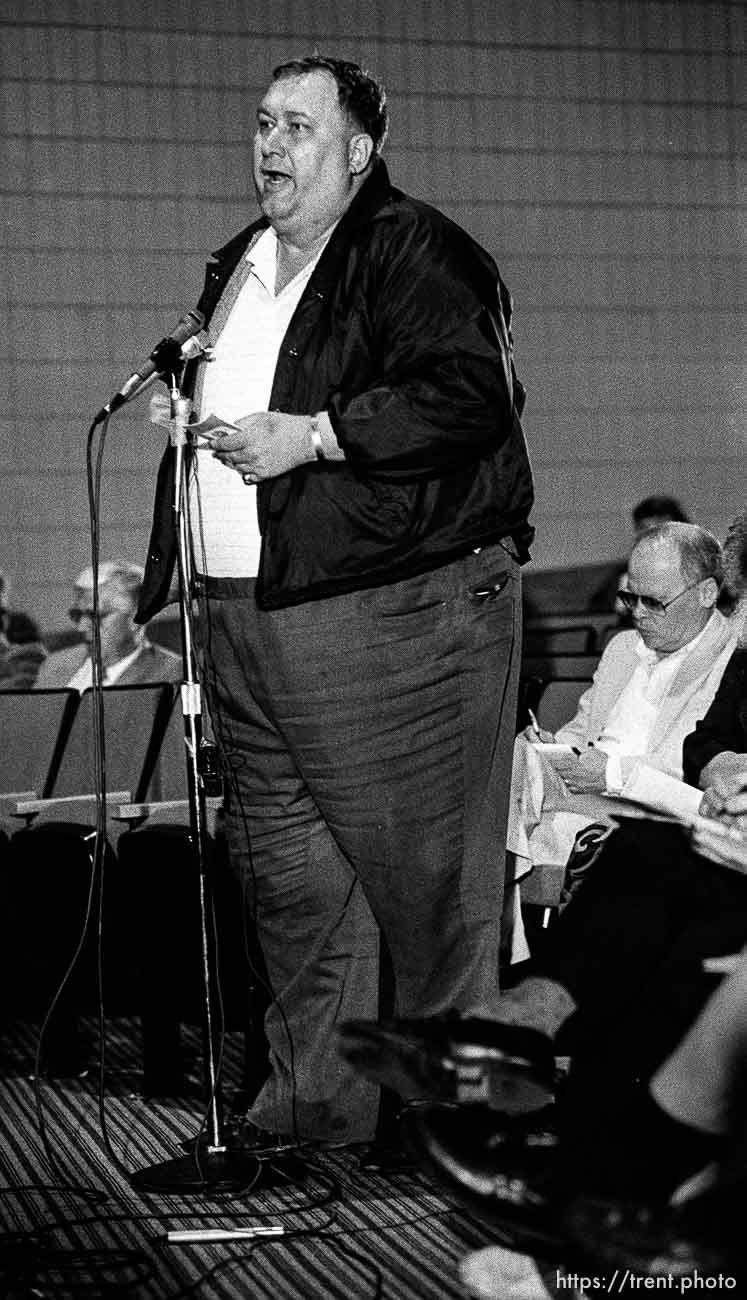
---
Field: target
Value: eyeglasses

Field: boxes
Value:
[616,579,703,617]
[68,606,122,624]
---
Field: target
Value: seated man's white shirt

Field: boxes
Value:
[188,227,327,579]
[592,623,710,788]
[508,617,722,880]
[595,641,682,759]
[66,642,144,692]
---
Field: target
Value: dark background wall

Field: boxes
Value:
[1,0,743,632]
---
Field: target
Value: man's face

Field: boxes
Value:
[626,541,713,654]
[70,583,137,668]
[253,70,360,241]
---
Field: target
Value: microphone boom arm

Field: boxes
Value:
[93,309,206,425]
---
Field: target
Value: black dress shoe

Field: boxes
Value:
[357,1138,420,1173]
[403,1102,566,1253]
[224,1116,298,1158]
[339,1014,556,1113]
[32,1051,91,1081]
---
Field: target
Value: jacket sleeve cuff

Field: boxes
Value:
[314,411,345,461]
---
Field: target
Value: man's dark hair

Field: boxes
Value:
[272,54,388,155]
[632,495,689,528]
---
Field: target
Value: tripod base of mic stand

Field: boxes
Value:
[131,1142,310,1195]
[131,1145,260,1195]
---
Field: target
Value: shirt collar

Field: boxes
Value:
[246,223,341,297]
[245,226,278,294]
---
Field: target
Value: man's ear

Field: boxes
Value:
[349,133,374,175]
[699,576,719,608]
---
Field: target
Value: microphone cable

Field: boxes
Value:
[25,410,115,1190]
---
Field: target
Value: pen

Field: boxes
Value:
[167,1226,285,1243]
[528,708,583,756]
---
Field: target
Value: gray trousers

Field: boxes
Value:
[198,541,522,1142]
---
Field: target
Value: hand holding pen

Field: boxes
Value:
[526,709,582,755]
[553,743,608,792]
[525,708,555,745]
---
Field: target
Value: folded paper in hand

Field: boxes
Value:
[188,413,242,439]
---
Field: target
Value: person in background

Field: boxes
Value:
[0,570,46,690]
[684,508,747,794]
[340,767,747,1128]
[137,53,534,1149]
[506,524,738,905]
[341,514,747,1294]
[339,512,747,1130]
[34,560,181,690]
[720,507,747,615]
[590,493,691,621]
[400,866,747,1295]
[612,495,692,618]
[631,493,690,538]
[561,930,746,1288]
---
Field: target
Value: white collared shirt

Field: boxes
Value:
[189,227,328,578]
[600,617,714,790]
[66,642,144,692]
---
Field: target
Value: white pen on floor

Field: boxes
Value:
[167,1226,285,1244]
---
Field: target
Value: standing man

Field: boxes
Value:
[137,55,534,1146]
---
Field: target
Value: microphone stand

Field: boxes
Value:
[130,378,260,1194]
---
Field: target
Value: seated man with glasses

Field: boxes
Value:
[34,560,181,690]
[504,522,739,923]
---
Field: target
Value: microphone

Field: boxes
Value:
[94,308,206,424]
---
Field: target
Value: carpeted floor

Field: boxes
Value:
[0,1015,566,1299]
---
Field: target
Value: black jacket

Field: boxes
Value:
[137,161,534,620]
[682,647,747,785]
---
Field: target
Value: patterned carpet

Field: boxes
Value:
[0,1015,532,1299]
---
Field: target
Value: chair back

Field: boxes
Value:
[523,625,596,657]
[50,684,177,801]
[536,678,591,734]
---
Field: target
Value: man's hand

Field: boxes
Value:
[691,818,747,873]
[698,750,744,790]
[0,641,46,689]
[698,770,747,830]
[552,747,609,793]
[210,412,315,482]
[694,772,747,870]
[521,723,555,744]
